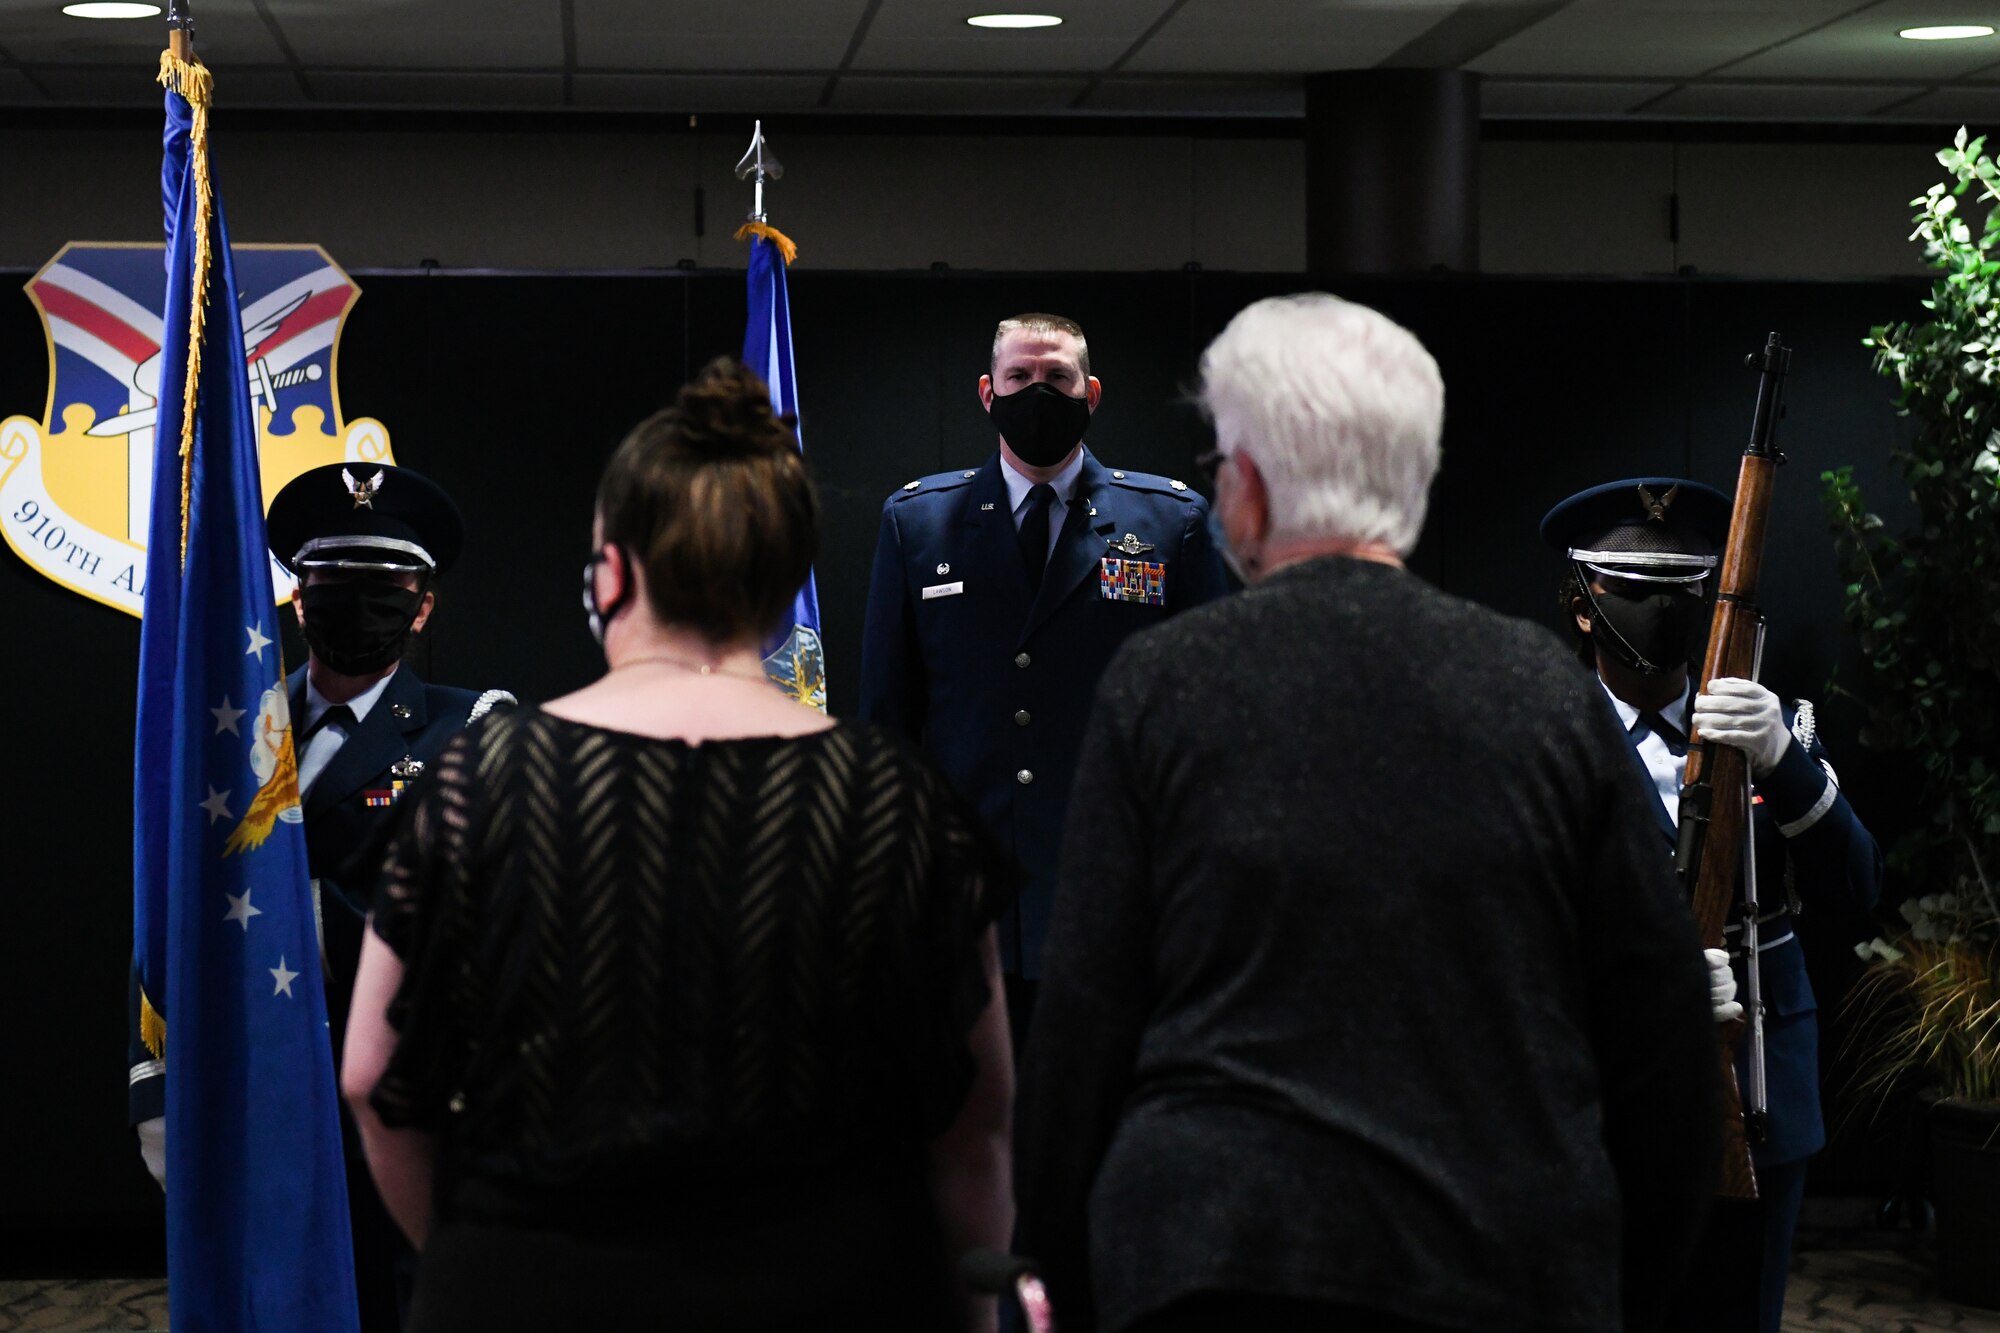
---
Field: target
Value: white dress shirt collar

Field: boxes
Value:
[1000,447,1086,517]
[303,666,399,731]
[1600,676,1694,826]
[1598,676,1693,734]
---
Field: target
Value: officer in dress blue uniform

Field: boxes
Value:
[1542,477,1882,1333]
[860,313,1229,1037]
[129,462,512,1333]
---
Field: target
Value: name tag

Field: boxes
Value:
[1099,557,1166,605]
[922,581,964,600]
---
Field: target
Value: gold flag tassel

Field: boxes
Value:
[155,48,216,571]
[734,221,799,265]
[140,985,166,1060]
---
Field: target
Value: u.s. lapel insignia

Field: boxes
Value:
[390,703,412,720]
[389,754,424,779]
[1112,532,1155,556]
[1098,555,1168,605]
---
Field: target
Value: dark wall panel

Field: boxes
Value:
[0,266,1929,1254]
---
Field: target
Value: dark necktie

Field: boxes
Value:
[302,703,356,744]
[1631,710,1688,758]
[1018,483,1057,591]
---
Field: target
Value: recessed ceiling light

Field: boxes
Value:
[1899,24,1995,40]
[62,2,162,16]
[966,14,1064,29]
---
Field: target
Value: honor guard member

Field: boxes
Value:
[859,313,1230,1039]
[1542,478,1882,1333]
[129,462,513,1332]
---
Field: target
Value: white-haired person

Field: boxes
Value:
[1013,294,1725,1333]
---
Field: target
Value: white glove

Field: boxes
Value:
[1693,677,1791,777]
[1705,948,1743,1025]
[136,1116,166,1190]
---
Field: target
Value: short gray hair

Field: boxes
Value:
[1198,293,1443,556]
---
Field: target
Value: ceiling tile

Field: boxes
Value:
[1728,0,2000,81]
[1082,76,1303,117]
[308,71,565,108]
[1480,79,1667,118]
[1879,85,2000,122]
[572,72,826,112]
[1124,0,1454,75]
[831,75,1086,112]
[1646,81,1912,119]
[1472,1,1862,80]
[852,0,1158,73]
[0,0,287,66]
[573,0,866,71]
[274,0,561,69]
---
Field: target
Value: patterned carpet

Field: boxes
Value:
[1,1249,1995,1331]
[1783,1249,2000,1331]
[0,1279,163,1332]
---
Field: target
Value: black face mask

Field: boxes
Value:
[1583,579,1705,675]
[989,381,1091,468]
[581,546,631,647]
[299,579,425,676]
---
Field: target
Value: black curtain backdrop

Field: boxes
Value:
[0,266,1926,1265]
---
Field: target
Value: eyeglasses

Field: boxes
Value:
[1194,448,1230,489]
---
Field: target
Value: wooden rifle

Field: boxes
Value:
[1675,331,1791,1200]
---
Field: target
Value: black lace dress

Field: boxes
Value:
[368,709,1010,1332]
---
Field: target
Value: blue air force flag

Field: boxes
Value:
[743,229,827,711]
[132,52,360,1333]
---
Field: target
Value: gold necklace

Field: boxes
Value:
[613,652,768,684]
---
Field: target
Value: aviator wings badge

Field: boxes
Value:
[1111,533,1155,556]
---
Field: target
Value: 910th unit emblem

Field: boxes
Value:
[0,242,397,616]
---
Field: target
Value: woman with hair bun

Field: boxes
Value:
[340,358,1017,1332]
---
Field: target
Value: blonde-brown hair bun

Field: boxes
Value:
[668,358,797,460]
[595,357,819,645]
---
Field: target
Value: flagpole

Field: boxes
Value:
[167,0,192,60]
[731,121,821,708]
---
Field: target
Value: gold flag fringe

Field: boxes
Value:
[156,50,216,571]
[140,986,165,1060]
[734,222,799,265]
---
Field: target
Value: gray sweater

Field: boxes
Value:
[1015,556,1723,1333]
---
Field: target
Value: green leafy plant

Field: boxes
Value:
[1828,126,2000,1105]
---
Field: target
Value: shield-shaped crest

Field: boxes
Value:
[0,242,397,616]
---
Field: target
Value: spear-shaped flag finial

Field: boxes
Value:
[733,119,785,224]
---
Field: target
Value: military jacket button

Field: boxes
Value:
[1014,710,1031,726]
[1014,652,1031,668]
[1016,769,1034,785]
